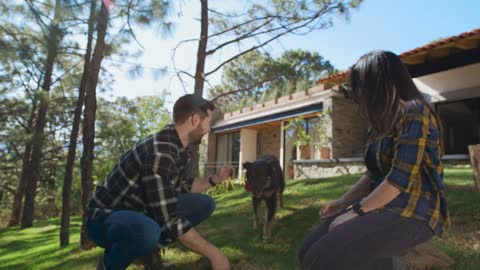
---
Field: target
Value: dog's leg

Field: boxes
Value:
[252,197,261,229]
[263,195,277,240]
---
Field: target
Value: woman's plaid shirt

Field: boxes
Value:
[366,101,451,237]
[87,124,194,242]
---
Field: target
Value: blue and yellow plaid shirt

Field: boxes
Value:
[365,100,450,237]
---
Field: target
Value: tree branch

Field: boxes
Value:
[51,59,83,86]
[205,8,329,77]
[0,184,16,195]
[171,39,199,93]
[207,7,247,19]
[206,16,276,56]
[208,15,276,38]
[179,70,195,79]
[125,2,144,49]
[211,62,301,102]
[5,137,24,159]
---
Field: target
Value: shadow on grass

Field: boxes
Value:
[47,247,100,270]
[166,205,324,270]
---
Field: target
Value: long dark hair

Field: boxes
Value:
[348,50,443,150]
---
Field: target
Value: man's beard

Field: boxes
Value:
[188,128,204,145]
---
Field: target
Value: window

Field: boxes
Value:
[283,116,323,163]
[307,117,321,160]
[216,132,240,164]
[436,98,480,155]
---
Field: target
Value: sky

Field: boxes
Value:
[103,0,480,111]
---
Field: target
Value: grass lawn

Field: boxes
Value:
[0,167,479,270]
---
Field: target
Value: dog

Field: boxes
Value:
[243,155,285,240]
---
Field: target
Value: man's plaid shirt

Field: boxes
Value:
[365,100,450,237]
[87,124,194,242]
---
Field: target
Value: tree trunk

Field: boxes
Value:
[190,0,209,177]
[9,144,32,226]
[80,1,109,249]
[9,95,37,227]
[60,0,97,247]
[193,0,208,96]
[21,0,62,228]
[8,137,33,226]
[468,144,480,192]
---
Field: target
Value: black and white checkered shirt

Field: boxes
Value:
[87,124,194,242]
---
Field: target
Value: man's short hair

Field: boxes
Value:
[173,94,215,124]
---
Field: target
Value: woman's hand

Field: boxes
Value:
[319,199,345,219]
[328,210,358,232]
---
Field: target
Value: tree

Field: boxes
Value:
[21,0,66,228]
[210,49,335,112]
[1,1,45,227]
[1,0,175,234]
[133,94,171,139]
[1,0,80,225]
[93,95,171,182]
[79,0,109,248]
[78,0,175,249]
[175,0,362,176]
[60,0,97,247]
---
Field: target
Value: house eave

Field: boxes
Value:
[212,89,335,133]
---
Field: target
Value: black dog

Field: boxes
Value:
[243,155,285,240]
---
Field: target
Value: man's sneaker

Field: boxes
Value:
[96,254,106,270]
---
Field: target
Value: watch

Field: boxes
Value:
[352,202,366,216]
[208,175,217,187]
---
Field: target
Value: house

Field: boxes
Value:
[205,27,480,180]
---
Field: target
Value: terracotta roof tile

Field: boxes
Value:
[319,27,480,84]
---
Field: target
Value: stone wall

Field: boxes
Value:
[258,125,281,159]
[293,158,471,180]
[294,158,366,179]
[331,96,367,158]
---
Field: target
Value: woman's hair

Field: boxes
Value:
[348,50,443,147]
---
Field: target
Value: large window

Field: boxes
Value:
[216,132,240,164]
[306,117,321,160]
[283,116,321,165]
[437,98,480,155]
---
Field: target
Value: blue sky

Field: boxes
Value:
[105,0,480,110]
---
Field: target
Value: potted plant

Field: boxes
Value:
[283,116,311,159]
[287,159,295,178]
[312,108,332,159]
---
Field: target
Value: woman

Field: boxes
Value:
[298,50,450,270]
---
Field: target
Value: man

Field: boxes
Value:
[86,94,232,270]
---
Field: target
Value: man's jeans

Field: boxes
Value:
[87,193,216,270]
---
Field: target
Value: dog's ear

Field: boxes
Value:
[270,163,276,175]
[243,162,252,170]
[267,160,279,176]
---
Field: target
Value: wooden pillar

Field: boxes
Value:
[468,144,480,192]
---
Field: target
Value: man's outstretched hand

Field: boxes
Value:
[210,250,231,270]
[216,165,235,183]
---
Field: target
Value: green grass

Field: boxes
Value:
[0,167,479,270]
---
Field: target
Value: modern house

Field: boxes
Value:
[205,28,480,180]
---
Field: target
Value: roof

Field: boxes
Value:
[213,28,480,131]
[319,27,480,84]
[212,86,334,132]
